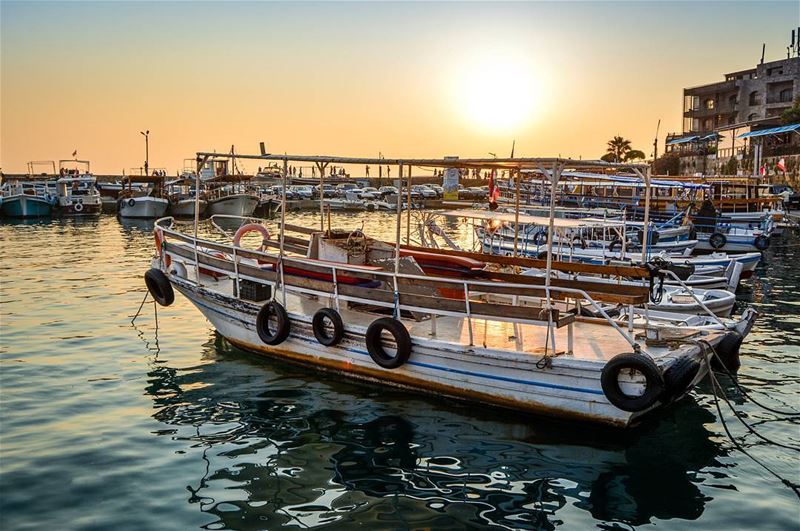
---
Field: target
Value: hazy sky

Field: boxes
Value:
[1,1,798,174]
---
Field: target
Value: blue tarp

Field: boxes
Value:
[559,171,709,189]
[666,135,700,145]
[666,133,721,145]
[738,123,800,138]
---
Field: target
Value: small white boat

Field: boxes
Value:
[52,160,102,216]
[118,175,170,219]
[119,196,170,218]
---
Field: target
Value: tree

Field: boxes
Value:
[605,136,632,162]
[780,96,800,124]
[600,153,617,163]
[653,152,680,175]
[624,149,646,162]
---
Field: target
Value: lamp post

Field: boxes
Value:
[140,130,149,176]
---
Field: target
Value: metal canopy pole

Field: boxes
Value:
[543,162,564,287]
[406,165,412,244]
[193,156,207,287]
[316,162,327,231]
[634,166,652,265]
[280,158,288,306]
[512,169,521,257]
[394,163,403,275]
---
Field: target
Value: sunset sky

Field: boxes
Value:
[1,1,797,174]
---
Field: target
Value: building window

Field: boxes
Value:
[728,116,736,125]
[780,88,793,103]
[728,94,738,108]
[705,98,715,110]
[749,91,761,106]
[703,118,714,130]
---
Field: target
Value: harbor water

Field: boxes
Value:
[1,213,798,530]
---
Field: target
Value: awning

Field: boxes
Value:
[666,136,700,145]
[665,133,720,145]
[738,123,800,139]
[440,209,621,229]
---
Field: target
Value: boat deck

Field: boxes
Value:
[195,275,681,363]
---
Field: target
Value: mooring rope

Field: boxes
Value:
[131,291,149,324]
[695,341,800,498]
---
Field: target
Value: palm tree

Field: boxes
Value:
[605,136,632,162]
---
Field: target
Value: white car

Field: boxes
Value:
[358,187,381,200]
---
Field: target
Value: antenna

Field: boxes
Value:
[653,119,661,170]
[760,43,765,64]
[510,139,516,158]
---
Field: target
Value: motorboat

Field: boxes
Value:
[166,179,207,218]
[0,179,53,218]
[52,159,102,216]
[205,181,259,217]
[118,175,170,219]
[142,153,754,429]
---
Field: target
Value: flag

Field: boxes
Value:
[72,150,77,157]
[777,158,786,172]
[759,165,766,176]
[488,169,500,208]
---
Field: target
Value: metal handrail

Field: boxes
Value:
[155,216,649,353]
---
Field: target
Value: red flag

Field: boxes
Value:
[777,158,786,172]
[759,165,766,176]
[488,169,500,204]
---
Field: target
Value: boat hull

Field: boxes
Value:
[206,195,259,217]
[0,195,52,218]
[118,197,170,219]
[169,276,708,428]
[170,199,208,218]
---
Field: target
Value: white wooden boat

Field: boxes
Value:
[118,175,170,219]
[119,196,169,218]
[141,153,751,429]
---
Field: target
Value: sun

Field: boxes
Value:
[455,54,539,133]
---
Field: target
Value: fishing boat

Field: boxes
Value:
[118,175,170,219]
[143,153,752,429]
[0,179,53,218]
[166,179,207,218]
[52,159,102,216]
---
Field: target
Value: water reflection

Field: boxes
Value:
[144,334,729,529]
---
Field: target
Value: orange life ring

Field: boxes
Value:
[233,223,271,251]
[153,227,172,268]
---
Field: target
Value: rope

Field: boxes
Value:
[698,338,800,417]
[698,343,800,498]
[131,291,149,324]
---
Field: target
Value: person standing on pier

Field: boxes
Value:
[366,165,370,177]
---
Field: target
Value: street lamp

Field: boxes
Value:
[140,130,149,176]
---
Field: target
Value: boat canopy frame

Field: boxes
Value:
[184,151,657,357]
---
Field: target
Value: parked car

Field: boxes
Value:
[358,186,381,200]
[292,185,314,200]
[428,184,444,198]
[412,185,436,199]
[313,184,337,198]
[335,183,359,197]
[378,186,398,198]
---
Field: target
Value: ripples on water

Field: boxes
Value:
[0,214,798,530]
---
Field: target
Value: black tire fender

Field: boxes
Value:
[753,234,769,251]
[712,331,743,372]
[366,318,412,369]
[662,356,702,402]
[636,229,660,246]
[128,198,136,208]
[709,232,727,249]
[256,301,291,345]
[312,308,345,346]
[144,268,174,307]
[600,353,665,412]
